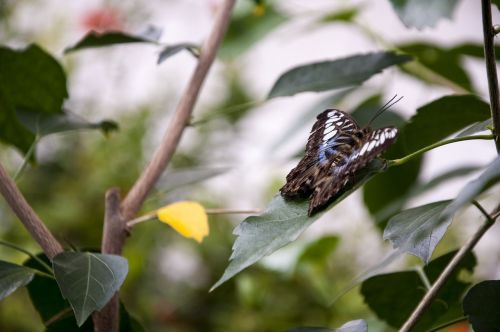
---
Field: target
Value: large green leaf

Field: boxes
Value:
[361,251,476,331]
[219,3,287,59]
[16,109,118,137]
[52,252,128,326]
[388,0,459,29]
[25,253,141,331]
[24,254,78,329]
[399,43,472,91]
[268,52,411,98]
[456,119,493,138]
[373,165,480,223]
[463,280,500,331]
[0,260,35,301]
[286,319,367,332]
[440,155,500,222]
[384,201,451,263]
[212,160,386,290]
[401,95,491,154]
[64,27,161,53]
[0,44,67,154]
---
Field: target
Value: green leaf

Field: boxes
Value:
[0,260,34,301]
[319,7,359,24]
[361,251,475,331]
[24,254,75,328]
[157,43,199,64]
[456,118,493,138]
[388,0,459,29]
[401,95,491,154]
[440,155,500,222]
[463,280,500,331]
[16,109,118,137]
[52,252,128,326]
[268,52,411,99]
[493,0,500,11]
[369,165,479,226]
[64,27,161,53]
[220,4,287,59]
[384,201,451,263]
[212,160,386,290]
[450,43,500,59]
[398,42,473,91]
[0,44,68,154]
[286,319,367,332]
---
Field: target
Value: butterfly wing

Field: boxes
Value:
[308,127,398,215]
[280,109,360,199]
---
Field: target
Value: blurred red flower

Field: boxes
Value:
[81,7,123,33]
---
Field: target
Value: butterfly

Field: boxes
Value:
[280,101,400,216]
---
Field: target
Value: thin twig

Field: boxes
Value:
[205,208,261,215]
[126,208,260,229]
[400,203,500,332]
[0,240,53,273]
[121,0,237,221]
[389,134,495,167]
[482,0,500,152]
[0,163,63,259]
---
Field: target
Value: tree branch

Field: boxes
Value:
[0,163,63,259]
[482,0,500,152]
[121,0,237,221]
[93,188,126,332]
[400,203,500,332]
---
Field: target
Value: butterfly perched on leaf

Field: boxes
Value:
[280,105,399,216]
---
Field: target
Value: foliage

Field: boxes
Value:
[0,0,499,331]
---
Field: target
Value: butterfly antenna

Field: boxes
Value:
[367,94,403,127]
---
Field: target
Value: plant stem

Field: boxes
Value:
[389,134,494,167]
[126,208,260,229]
[0,240,53,273]
[400,203,500,332]
[0,163,63,259]
[120,0,237,221]
[481,0,500,152]
[13,136,39,181]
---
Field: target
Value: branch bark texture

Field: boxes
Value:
[121,0,237,221]
[482,0,500,152]
[93,188,124,332]
[0,163,63,259]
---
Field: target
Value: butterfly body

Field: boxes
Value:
[280,109,398,216]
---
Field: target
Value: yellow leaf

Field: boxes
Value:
[156,201,209,243]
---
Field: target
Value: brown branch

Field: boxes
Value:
[121,0,237,221]
[93,188,126,332]
[0,163,63,259]
[482,0,500,152]
[400,203,500,332]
